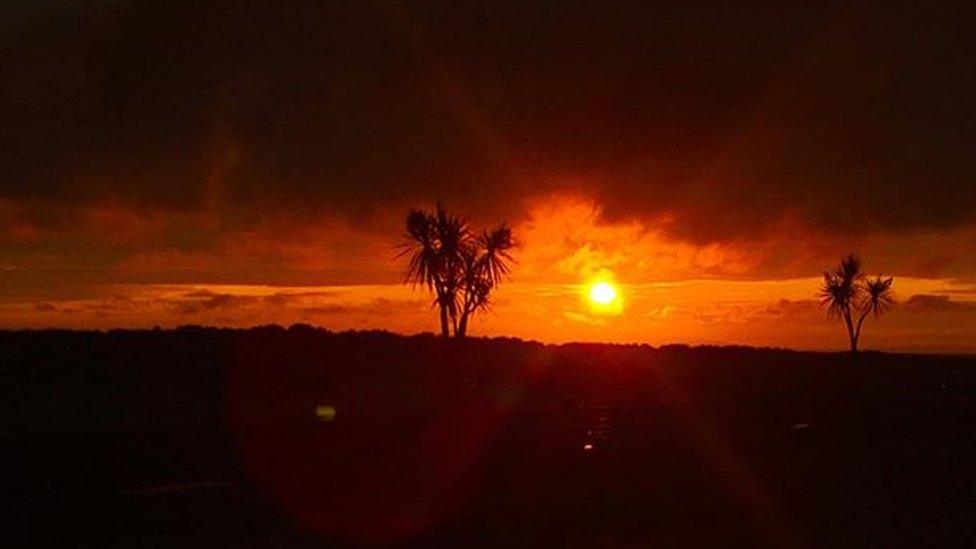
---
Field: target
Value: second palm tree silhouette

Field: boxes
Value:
[820,254,894,352]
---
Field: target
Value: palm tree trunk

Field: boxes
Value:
[852,307,870,354]
[844,309,858,353]
[455,291,475,338]
[438,301,450,337]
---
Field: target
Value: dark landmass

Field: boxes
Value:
[2,327,975,547]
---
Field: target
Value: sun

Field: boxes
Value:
[588,281,619,306]
[582,273,624,315]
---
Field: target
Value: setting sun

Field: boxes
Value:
[588,281,619,306]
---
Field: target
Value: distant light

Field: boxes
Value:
[583,443,595,451]
[316,405,337,422]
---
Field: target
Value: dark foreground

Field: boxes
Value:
[3,327,975,547]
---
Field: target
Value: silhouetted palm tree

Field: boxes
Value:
[819,254,894,352]
[402,205,514,337]
[456,224,514,337]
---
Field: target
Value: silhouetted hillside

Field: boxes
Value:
[2,327,975,547]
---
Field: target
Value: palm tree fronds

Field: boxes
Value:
[400,204,513,337]
[865,275,895,317]
[819,253,894,352]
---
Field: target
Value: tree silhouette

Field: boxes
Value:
[819,254,894,352]
[402,204,514,337]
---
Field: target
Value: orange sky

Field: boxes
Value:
[3,196,974,352]
[2,2,975,352]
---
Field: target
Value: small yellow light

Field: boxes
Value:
[315,405,337,422]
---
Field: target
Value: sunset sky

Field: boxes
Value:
[2,1,975,351]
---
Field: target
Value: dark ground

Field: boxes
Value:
[2,326,975,547]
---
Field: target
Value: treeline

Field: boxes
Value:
[3,325,974,437]
[4,327,976,547]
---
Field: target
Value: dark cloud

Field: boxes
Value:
[902,294,976,314]
[173,292,259,315]
[164,290,423,318]
[763,299,820,321]
[300,298,426,318]
[941,288,976,296]
[263,291,336,307]
[300,305,352,316]
[1,0,974,243]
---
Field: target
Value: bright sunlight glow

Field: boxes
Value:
[589,282,618,305]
